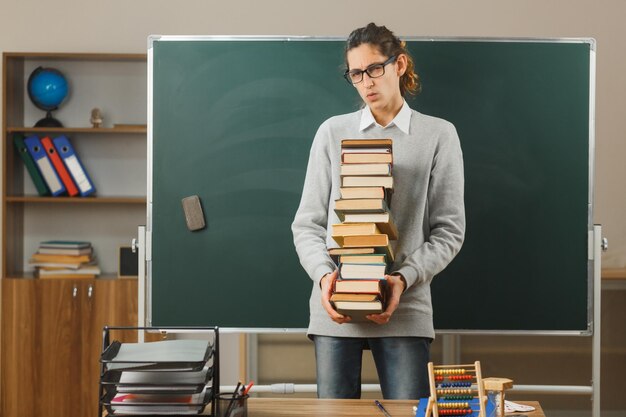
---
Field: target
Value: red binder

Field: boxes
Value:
[41,136,79,196]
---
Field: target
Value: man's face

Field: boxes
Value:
[346,43,405,116]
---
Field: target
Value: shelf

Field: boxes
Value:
[6,196,146,204]
[7,126,146,134]
[3,52,146,61]
[4,273,124,280]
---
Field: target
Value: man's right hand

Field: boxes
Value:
[320,270,351,324]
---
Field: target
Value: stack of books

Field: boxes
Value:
[328,139,398,321]
[13,133,96,197]
[29,240,101,279]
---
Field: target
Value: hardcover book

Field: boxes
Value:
[332,234,394,261]
[341,138,393,148]
[332,222,380,237]
[333,300,383,321]
[342,176,393,189]
[334,278,385,294]
[342,152,393,164]
[339,262,387,280]
[340,212,398,240]
[339,186,392,201]
[334,198,389,220]
[338,253,387,264]
[330,293,381,303]
[340,163,392,176]
[328,247,375,257]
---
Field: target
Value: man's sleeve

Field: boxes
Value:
[291,121,336,285]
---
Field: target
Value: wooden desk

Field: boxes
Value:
[247,398,545,417]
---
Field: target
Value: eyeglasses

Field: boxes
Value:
[343,55,398,85]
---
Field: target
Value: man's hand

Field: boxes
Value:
[367,274,406,324]
[320,270,351,324]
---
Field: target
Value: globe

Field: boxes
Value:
[27,67,69,127]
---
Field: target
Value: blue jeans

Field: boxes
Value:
[313,335,431,399]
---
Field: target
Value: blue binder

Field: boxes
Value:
[52,135,96,196]
[23,135,65,196]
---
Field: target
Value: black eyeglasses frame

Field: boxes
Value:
[343,55,398,85]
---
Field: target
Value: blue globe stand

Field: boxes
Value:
[34,110,63,128]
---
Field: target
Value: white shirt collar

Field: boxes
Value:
[359,100,412,134]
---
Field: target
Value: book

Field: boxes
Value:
[340,163,391,176]
[334,200,389,224]
[333,234,394,261]
[339,253,387,264]
[332,233,388,248]
[341,147,391,154]
[37,265,101,278]
[339,262,387,279]
[340,212,398,240]
[37,247,93,256]
[29,261,92,270]
[13,133,50,196]
[341,138,393,149]
[333,300,384,321]
[342,176,393,189]
[330,293,381,303]
[342,152,393,164]
[37,273,97,279]
[334,199,389,218]
[332,222,380,237]
[328,247,375,256]
[339,186,390,200]
[39,240,92,249]
[334,279,385,294]
[31,253,93,263]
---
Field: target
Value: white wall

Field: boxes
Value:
[2,0,625,267]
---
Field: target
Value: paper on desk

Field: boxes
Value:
[505,400,536,413]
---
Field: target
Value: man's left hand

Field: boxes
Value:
[367,274,406,325]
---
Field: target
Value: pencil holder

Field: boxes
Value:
[217,392,248,417]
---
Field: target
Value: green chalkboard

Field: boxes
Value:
[149,37,592,332]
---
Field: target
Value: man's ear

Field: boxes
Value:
[396,54,408,77]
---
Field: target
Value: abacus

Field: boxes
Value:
[425,361,487,417]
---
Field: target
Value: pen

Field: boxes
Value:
[242,381,254,396]
[224,382,242,417]
[374,399,392,417]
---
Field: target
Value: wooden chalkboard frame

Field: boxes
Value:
[146,36,595,335]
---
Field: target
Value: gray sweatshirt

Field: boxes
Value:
[292,106,465,339]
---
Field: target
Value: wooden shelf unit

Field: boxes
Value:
[1,52,147,417]
[2,51,148,277]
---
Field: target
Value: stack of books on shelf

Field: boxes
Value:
[13,133,96,197]
[100,337,216,416]
[328,139,398,321]
[29,240,101,279]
